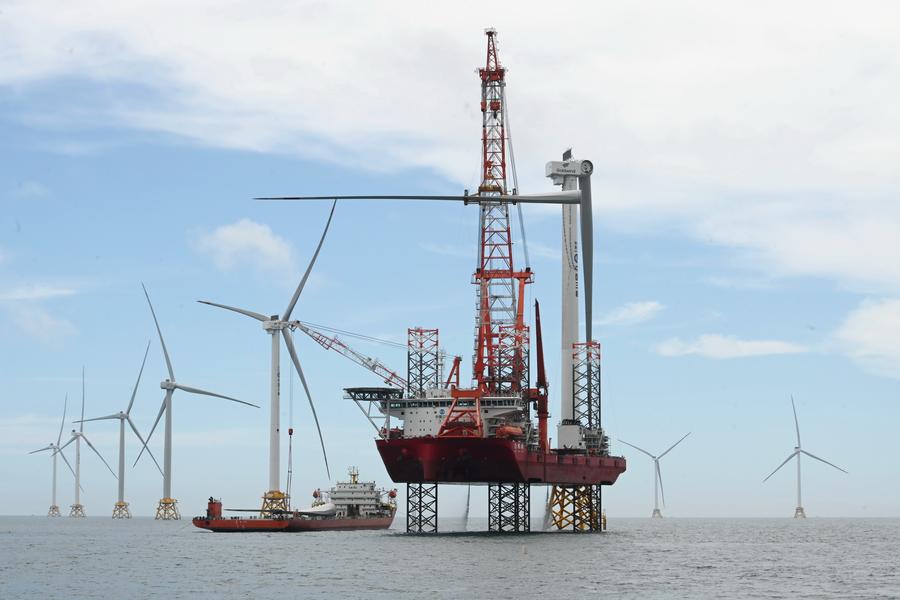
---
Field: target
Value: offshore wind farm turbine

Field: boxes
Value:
[136,284,259,520]
[77,341,162,518]
[57,369,118,517]
[618,433,690,518]
[29,395,77,516]
[198,201,335,515]
[763,396,847,518]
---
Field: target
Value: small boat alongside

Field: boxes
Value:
[192,467,397,533]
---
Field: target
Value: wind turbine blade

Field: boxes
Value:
[57,394,67,446]
[617,438,655,459]
[174,384,259,408]
[791,395,801,447]
[57,436,75,452]
[283,200,337,321]
[127,415,163,476]
[658,432,691,459]
[800,450,848,474]
[282,328,330,479]
[197,300,267,322]
[74,414,120,423]
[127,340,151,414]
[134,398,166,467]
[142,283,175,380]
[579,174,593,344]
[28,445,53,454]
[57,448,78,484]
[255,191,581,205]
[656,461,666,507]
[81,435,117,479]
[80,366,85,432]
[763,451,798,482]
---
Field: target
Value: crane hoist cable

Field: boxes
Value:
[503,86,531,270]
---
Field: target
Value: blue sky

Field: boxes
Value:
[2,1,899,518]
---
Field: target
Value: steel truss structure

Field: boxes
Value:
[572,341,608,453]
[261,490,290,517]
[69,503,85,518]
[488,482,530,532]
[155,498,180,520]
[48,505,61,517]
[548,484,603,532]
[406,483,438,533]
[469,29,533,397]
[344,387,404,438]
[548,342,608,530]
[407,328,439,396]
[111,501,131,519]
[498,324,530,394]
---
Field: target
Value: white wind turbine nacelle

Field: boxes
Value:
[198,200,337,489]
[618,432,690,517]
[77,341,163,509]
[763,395,847,517]
[135,284,259,502]
[55,369,118,512]
[58,430,117,480]
[30,394,80,510]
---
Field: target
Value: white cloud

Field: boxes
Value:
[11,181,49,199]
[596,301,664,326]
[5,2,900,293]
[0,284,77,301]
[656,334,807,359]
[419,242,472,259]
[834,298,900,378]
[195,219,293,273]
[10,305,77,346]
[705,275,774,291]
[526,242,561,261]
[0,414,64,454]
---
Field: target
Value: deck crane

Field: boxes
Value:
[290,321,408,391]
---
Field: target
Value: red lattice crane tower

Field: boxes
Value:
[471,28,532,396]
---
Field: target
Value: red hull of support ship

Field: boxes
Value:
[192,515,395,532]
[376,437,626,485]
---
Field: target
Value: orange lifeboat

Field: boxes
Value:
[495,425,524,439]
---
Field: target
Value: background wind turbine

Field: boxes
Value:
[77,341,162,518]
[198,201,335,515]
[136,284,258,520]
[57,368,118,517]
[618,433,690,518]
[763,395,847,518]
[29,395,77,517]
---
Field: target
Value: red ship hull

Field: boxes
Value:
[191,517,290,532]
[192,514,395,532]
[286,516,394,531]
[376,437,626,485]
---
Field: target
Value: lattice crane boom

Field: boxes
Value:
[292,322,408,390]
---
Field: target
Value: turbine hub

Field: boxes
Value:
[160,380,176,391]
[262,318,287,332]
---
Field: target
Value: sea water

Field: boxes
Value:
[1,516,898,599]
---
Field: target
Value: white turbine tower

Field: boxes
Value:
[136,284,259,520]
[77,341,163,518]
[198,201,335,515]
[29,395,77,516]
[763,396,847,518]
[618,432,690,518]
[57,368,118,517]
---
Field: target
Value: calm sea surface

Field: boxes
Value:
[1,516,898,599]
